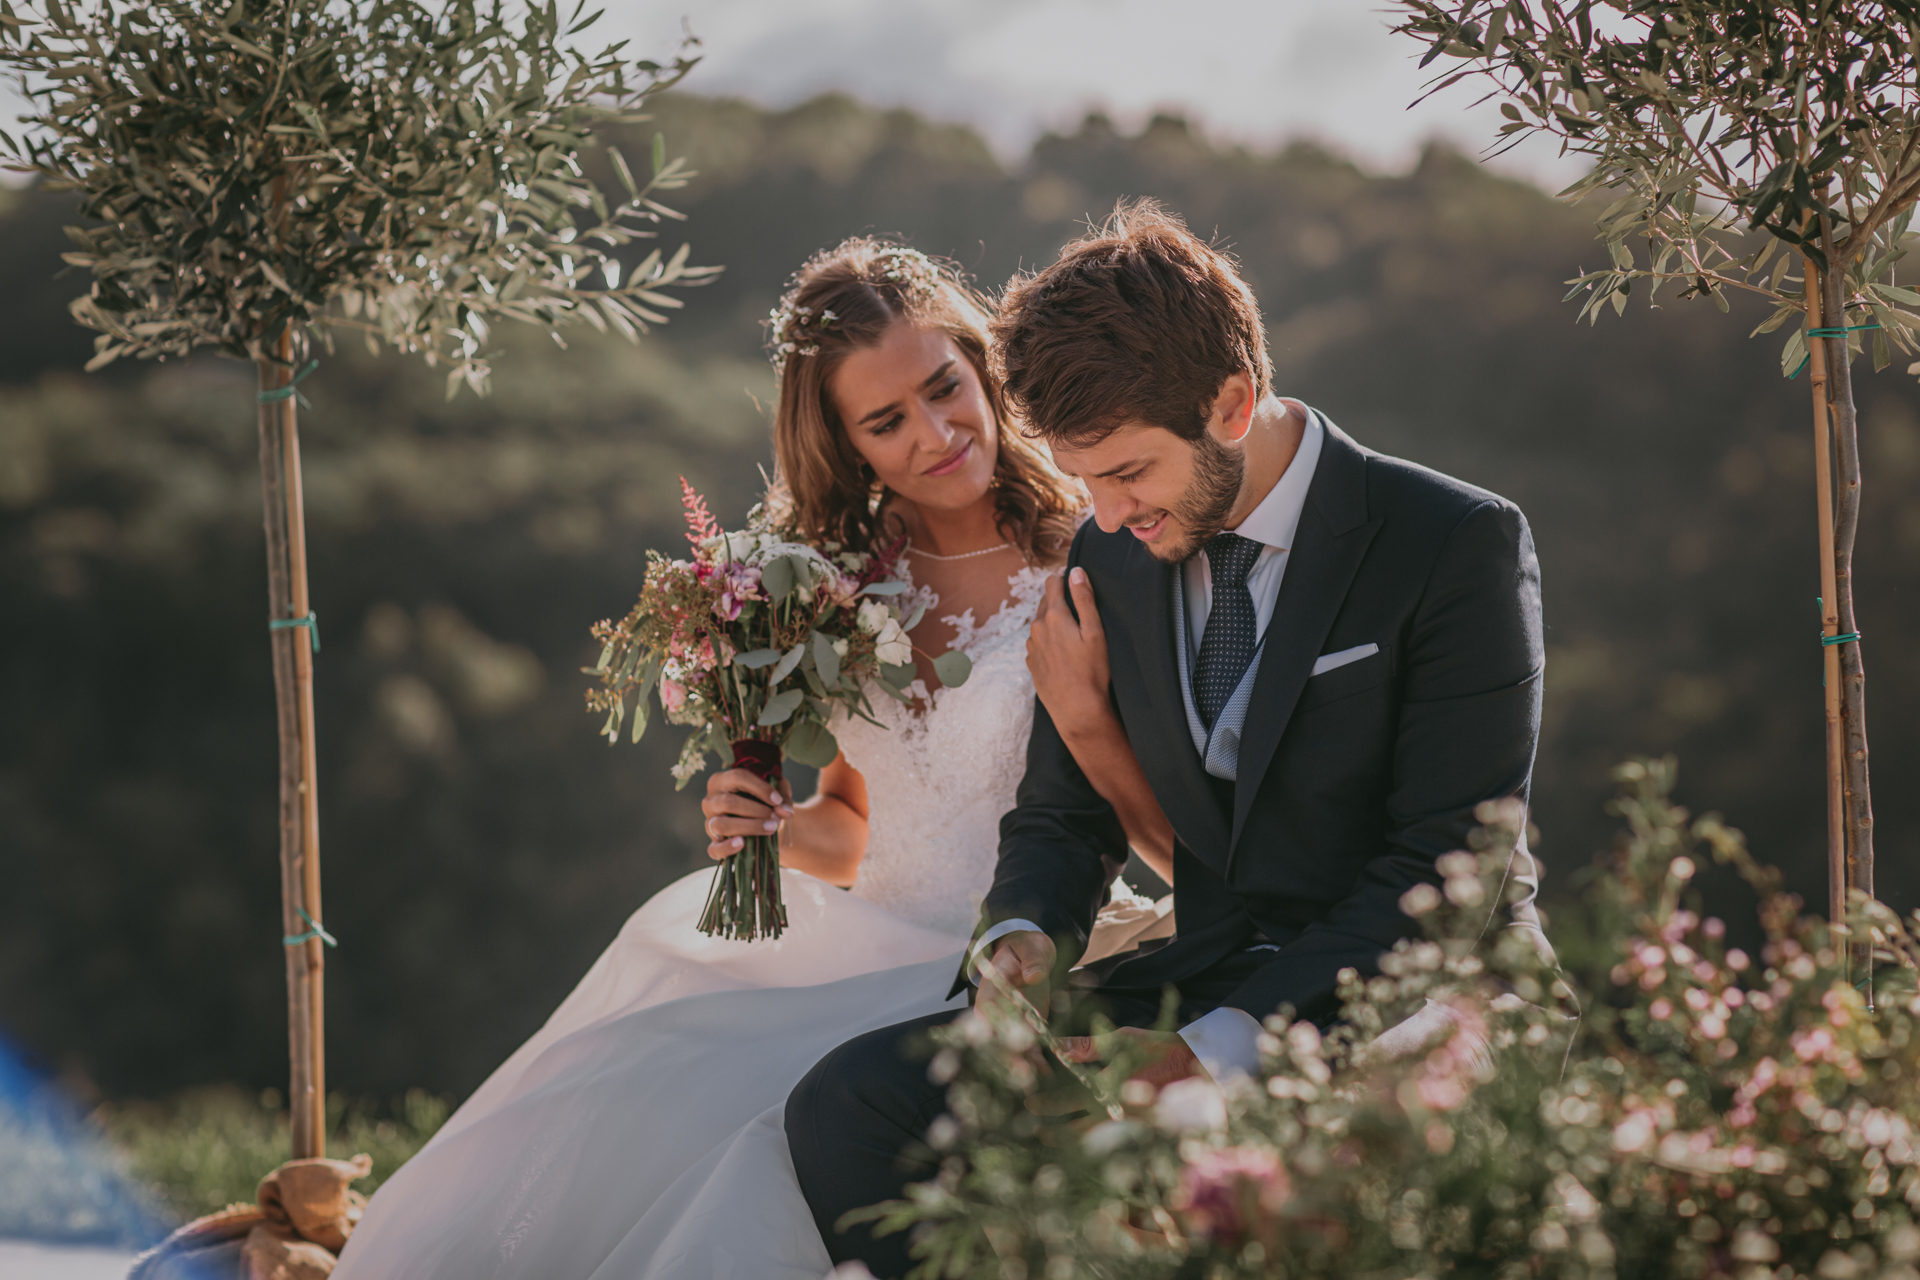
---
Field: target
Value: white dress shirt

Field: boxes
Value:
[972,408,1326,1081]
[1180,408,1323,656]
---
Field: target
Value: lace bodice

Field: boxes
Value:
[835,565,1051,936]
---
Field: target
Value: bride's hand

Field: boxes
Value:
[1027,567,1115,741]
[701,769,795,861]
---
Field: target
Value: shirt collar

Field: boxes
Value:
[1225,404,1324,552]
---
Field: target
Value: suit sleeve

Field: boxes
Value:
[951,526,1128,993]
[1220,497,1545,1023]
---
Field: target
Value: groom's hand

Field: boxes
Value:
[1059,1027,1208,1090]
[978,931,1056,1021]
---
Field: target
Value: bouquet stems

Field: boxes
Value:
[697,738,789,941]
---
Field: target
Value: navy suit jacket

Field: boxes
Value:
[965,418,1545,1024]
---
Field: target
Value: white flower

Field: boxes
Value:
[874,618,913,667]
[1152,1077,1228,1134]
[856,600,891,634]
[1400,883,1443,917]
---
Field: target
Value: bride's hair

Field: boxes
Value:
[765,237,1081,562]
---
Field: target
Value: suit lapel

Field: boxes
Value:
[1229,422,1381,855]
[1122,540,1233,866]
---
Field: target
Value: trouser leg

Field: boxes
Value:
[784,1010,956,1279]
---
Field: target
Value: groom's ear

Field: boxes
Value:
[1207,371,1258,446]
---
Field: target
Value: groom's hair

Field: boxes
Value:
[992,199,1272,448]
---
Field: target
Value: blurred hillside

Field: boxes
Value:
[2,92,1917,1103]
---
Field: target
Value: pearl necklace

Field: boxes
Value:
[906,540,1018,562]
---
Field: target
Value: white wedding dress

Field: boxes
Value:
[335,565,1161,1279]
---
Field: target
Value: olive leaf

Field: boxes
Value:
[1389,0,1911,915]
[0,0,718,390]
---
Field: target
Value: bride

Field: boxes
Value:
[332,239,1175,1279]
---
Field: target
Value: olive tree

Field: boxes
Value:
[1392,0,1920,927]
[1,0,715,1157]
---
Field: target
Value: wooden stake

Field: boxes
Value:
[284,357,326,1157]
[258,329,326,1159]
[1818,260,1875,920]
[1804,257,1848,928]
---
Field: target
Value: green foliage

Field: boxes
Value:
[0,1083,446,1242]
[0,0,716,391]
[1393,1,1920,374]
[97,1086,448,1222]
[8,92,1920,1111]
[890,765,1920,1279]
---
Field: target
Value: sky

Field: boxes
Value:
[599,0,1580,187]
[0,0,1579,189]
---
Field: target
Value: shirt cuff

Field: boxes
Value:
[1177,1006,1264,1080]
[966,919,1045,985]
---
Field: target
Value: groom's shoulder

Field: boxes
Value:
[1065,514,1139,573]
[1338,427,1528,535]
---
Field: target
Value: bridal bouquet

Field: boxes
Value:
[586,480,970,941]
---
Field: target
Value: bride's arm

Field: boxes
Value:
[1026,568,1177,885]
[702,753,869,888]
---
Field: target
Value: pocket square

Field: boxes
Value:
[1311,642,1379,676]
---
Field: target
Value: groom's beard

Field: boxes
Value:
[1144,433,1244,563]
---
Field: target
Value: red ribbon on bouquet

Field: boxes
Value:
[731,738,784,784]
[699,738,789,941]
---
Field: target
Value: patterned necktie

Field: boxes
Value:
[1192,530,1263,729]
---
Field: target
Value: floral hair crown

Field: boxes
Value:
[766,245,946,375]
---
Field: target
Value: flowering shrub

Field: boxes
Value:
[585,480,966,938]
[874,760,1920,1279]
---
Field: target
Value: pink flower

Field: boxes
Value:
[1793,1028,1834,1062]
[1649,999,1673,1021]
[715,564,762,622]
[1173,1145,1290,1245]
[659,678,687,712]
[820,572,861,608]
[1418,1075,1470,1111]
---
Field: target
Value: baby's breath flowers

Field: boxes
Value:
[585,479,968,940]
[872,760,1920,1279]
[765,247,941,374]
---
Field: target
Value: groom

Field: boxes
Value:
[785,202,1546,1277]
